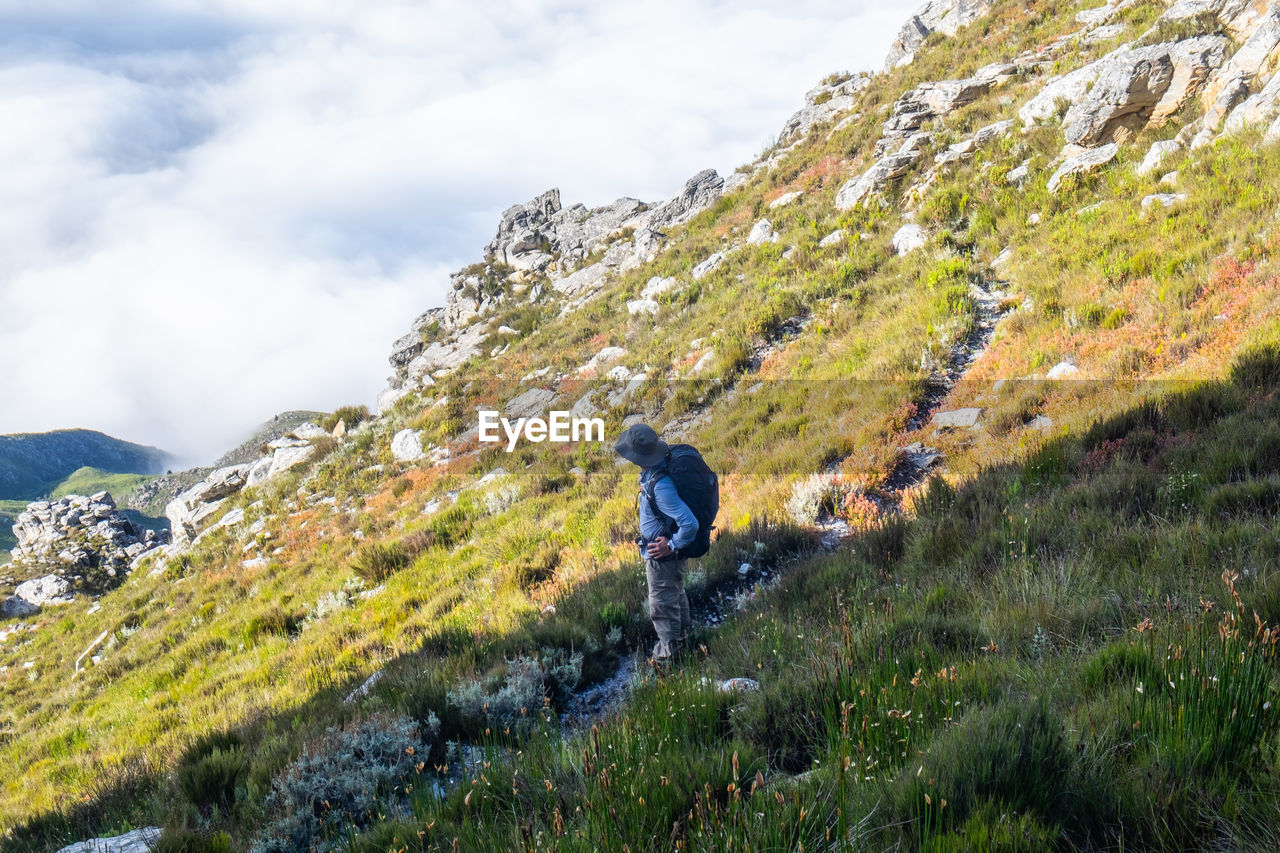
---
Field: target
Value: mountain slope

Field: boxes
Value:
[0,430,174,501]
[6,1,1280,850]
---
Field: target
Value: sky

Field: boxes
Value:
[0,0,912,465]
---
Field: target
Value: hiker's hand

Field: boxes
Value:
[647,537,674,559]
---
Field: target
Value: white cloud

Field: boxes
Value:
[0,0,911,463]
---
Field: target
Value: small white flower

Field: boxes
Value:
[1136,682,1144,694]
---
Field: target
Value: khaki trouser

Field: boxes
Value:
[645,556,691,659]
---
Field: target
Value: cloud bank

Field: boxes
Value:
[0,0,909,464]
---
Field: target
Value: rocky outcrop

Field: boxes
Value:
[885,0,994,69]
[643,169,724,231]
[1199,5,1280,129]
[380,168,726,407]
[485,189,650,274]
[1061,37,1228,146]
[165,424,330,548]
[391,429,426,463]
[166,464,250,546]
[835,133,929,209]
[2,493,166,612]
[777,74,870,146]
[835,62,1023,210]
[1222,66,1280,139]
[935,119,1014,165]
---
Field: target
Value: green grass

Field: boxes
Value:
[48,467,155,502]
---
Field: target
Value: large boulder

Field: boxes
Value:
[14,574,74,607]
[1062,37,1228,146]
[0,595,39,618]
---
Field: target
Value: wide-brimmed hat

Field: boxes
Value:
[614,423,669,467]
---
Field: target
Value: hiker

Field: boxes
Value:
[614,423,718,666]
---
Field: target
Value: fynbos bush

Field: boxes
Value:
[249,713,436,853]
[447,652,581,737]
[785,472,851,525]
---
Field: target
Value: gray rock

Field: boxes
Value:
[266,444,316,479]
[768,190,803,209]
[691,252,726,280]
[747,219,779,245]
[880,78,991,153]
[391,429,426,463]
[1061,37,1227,146]
[1086,23,1128,44]
[576,346,627,376]
[778,74,870,145]
[1224,66,1280,135]
[931,408,983,429]
[641,169,724,230]
[56,827,161,853]
[389,330,425,369]
[936,118,1015,164]
[1135,139,1181,175]
[290,422,330,442]
[0,596,40,618]
[245,455,275,489]
[834,141,924,209]
[717,677,761,693]
[1141,192,1187,209]
[552,260,609,297]
[1046,360,1081,379]
[1047,143,1119,193]
[506,387,558,418]
[819,229,848,247]
[15,574,74,606]
[641,276,680,299]
[1020,63,1104,126]
[627,298,660,316]
[892,224,929,255]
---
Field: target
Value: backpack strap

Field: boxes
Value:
[640,461,677,538]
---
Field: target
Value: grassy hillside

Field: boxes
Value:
[4,0,1280,849]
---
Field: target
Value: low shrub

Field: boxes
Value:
[249,714,435,853]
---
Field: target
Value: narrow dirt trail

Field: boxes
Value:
[880,276,1010,496]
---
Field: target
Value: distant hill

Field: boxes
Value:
[0,429,175,501]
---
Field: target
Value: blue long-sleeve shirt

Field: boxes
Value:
[639,467,699,553]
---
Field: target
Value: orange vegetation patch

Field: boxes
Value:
[797,154,845,187]
[711,202,756,239]
[365,466,441,514]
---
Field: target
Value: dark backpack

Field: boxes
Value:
[644,444,719,559]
